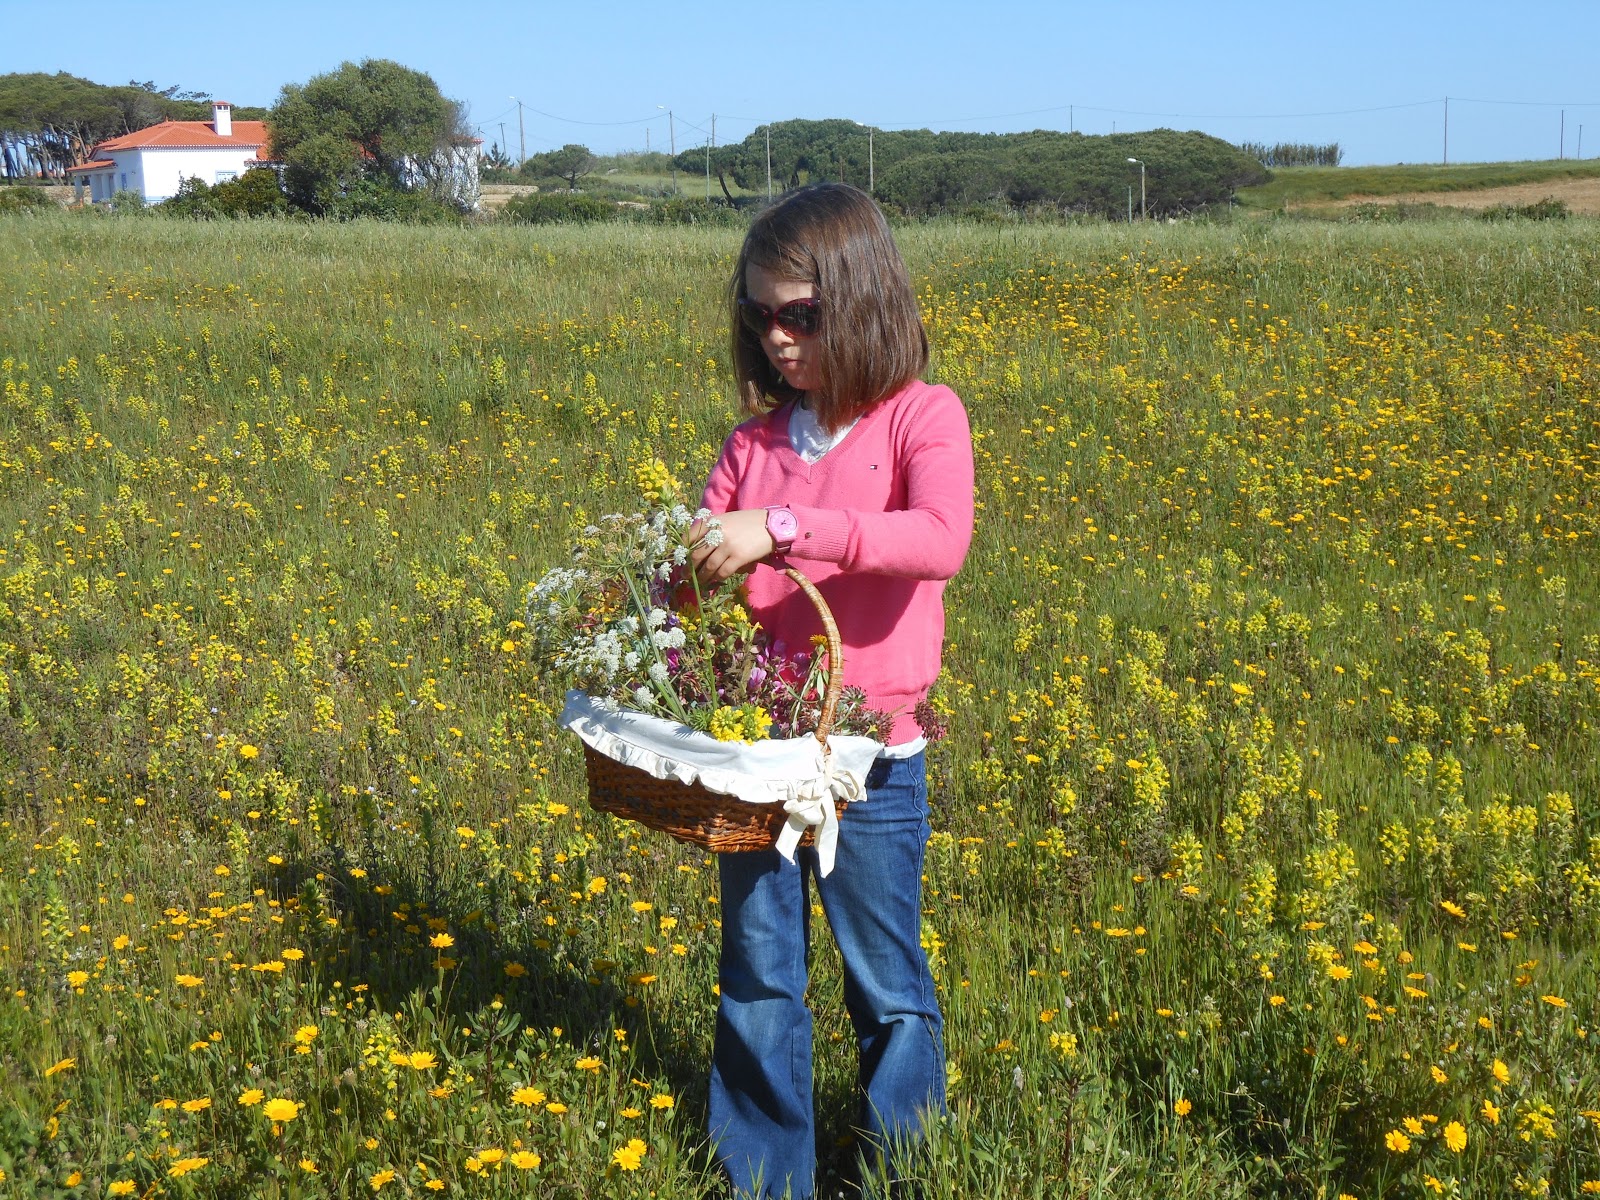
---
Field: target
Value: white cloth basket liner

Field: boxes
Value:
[559,690,882,875]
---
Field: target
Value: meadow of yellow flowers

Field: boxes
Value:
[0,211,1596,1198]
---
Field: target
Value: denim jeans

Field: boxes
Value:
[710,752,946,1200]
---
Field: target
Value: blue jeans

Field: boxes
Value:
[710,753,946,1200]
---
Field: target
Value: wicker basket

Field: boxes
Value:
[581,568,846,852]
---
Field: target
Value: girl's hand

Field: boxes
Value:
[689,509,775,585]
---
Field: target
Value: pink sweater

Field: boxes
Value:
[701,380,975,744]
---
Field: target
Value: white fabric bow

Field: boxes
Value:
[773,747,867,877]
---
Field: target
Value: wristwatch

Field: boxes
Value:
[765,505,798,555]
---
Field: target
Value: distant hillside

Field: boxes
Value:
[676,121,1268,219]
[1237,159,1600,210]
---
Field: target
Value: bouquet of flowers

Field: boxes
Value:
[527,461,888,870]
[528,460,891,745]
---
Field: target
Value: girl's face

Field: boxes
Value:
[744,262,821,395]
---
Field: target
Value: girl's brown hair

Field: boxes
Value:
[730,182,928,432]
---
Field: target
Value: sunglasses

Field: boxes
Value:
[737,295,822,339]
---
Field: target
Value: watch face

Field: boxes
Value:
[769,509,797,540]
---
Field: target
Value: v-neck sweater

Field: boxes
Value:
[701,379,975,744]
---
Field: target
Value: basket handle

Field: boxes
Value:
[782,567,843,745]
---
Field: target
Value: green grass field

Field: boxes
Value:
[1235,158,1600,209]
[1,211,1598,1198]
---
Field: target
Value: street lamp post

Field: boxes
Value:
[1126,157,1146,220]
[509,96,525,166]
[854,122,874,193]
[657,106,677,194]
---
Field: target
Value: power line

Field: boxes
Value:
[704,99,1444,138]
[1452,95,1600,108]
[866,98,1445,130]
[496,94,1600,155]
[522,105,661,128]
[476,102,519,125]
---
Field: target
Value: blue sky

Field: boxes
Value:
[6,0,1599,166]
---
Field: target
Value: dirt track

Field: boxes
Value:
[1311,176,1600,215]
[478,184,539,210]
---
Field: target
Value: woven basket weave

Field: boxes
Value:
[581,568,845,852]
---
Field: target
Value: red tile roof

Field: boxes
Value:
[67,159,116,173]
[94,119,270,153]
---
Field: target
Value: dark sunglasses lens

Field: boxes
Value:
[776,300,820,337]
[737,300,769,335]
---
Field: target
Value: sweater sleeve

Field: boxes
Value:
[700,426,747,515]
[786,385,974,581]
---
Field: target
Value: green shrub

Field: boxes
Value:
[1479,196,1569,221]
[214,168,288,217]
[159,170,289,220]
[321,176,462,223]
[630,197,745,226]
[161,176,223,218]
[1341,201,1454,224]
[499,192,617,224]
[0,186,57,213]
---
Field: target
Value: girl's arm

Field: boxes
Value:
[692,390,976,584]
[785,389,974,581]
[692,428,776,584]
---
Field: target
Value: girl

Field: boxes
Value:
[691,183,975,1200]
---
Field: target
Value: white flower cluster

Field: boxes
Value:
[527,566,590,618]
[525,505,721,718]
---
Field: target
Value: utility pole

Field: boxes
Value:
[508,96,526,166]
[1069,105,1074,134]
[1127,185,1133,223]
[498,122,508,165]
[1560,109,1565,160]
[1443,96,1448,165]
[765,126,772,200]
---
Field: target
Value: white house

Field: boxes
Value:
[68,102,272,204]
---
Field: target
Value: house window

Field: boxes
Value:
[119,173,128,191]
[215,171,237,184]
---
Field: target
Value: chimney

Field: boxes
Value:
[212,101,232,138]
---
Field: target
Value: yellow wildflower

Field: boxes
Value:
[612,1138,648,1170]
[262,1098,300,1122]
